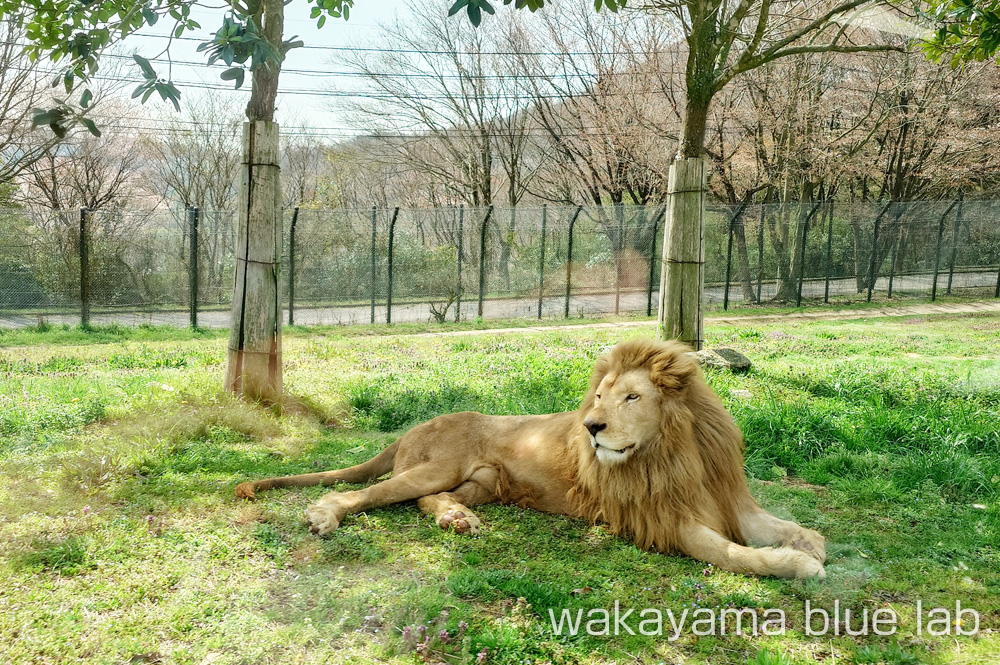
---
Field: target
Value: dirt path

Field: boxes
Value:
[402,300,1000,338]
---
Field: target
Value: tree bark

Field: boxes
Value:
[658,157,707,349]
[224,0,284,402]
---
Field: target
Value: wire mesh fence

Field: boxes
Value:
[1,200,998,329]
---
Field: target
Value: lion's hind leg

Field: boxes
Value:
[417,467,499,536]
[739,508,826,563]
[679,522,825,580]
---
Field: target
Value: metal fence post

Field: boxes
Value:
[946,192,963,295]
[386,207,399,324]
[824,200,834,304]
[537,204,547,319]
[614,203,624,316]
[189,206,200,328]
[931,200,959,301]
[646,205,665,317]
[797,202,820,307]
[370,206,377,324]
[564,205,582,318]
[79,208,90,328]
[866,205,885,303]
[287,206,298,326]
[756,212,765,304]
[887,224,899,299]
[456,205,464,322]
[477,205,492,319]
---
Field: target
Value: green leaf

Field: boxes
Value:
[133,53,156,78]
[317,14,326,28]
[141,5,158,26]
[448,0,468,16]
[31,109,60,127]
[81,117,101,137]
[80,88,93,108]
[220,66,245,89]
[468,3,482,26]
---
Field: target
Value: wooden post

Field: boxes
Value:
[224,121,282,402]
[537,204,547,319]
[658,158,707,349]
[564,205,583,318]
[287,206,298,326]
[456,205,464,322]
[189,206,199,328]
[79,207,90,328]
[386,206,399,324]
[477,205,492,319]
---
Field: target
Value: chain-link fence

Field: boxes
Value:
[1,200,998,328]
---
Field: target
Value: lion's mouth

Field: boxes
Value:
[592,440,636,455]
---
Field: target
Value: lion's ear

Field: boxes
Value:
[647,343,698,393]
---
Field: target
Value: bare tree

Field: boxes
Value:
[148,94,242,212]
[333,6,513,207]
[0,21,64,183]
[22,106,146,213]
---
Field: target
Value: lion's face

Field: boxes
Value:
[583,369,662,465]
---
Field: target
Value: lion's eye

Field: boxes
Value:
[625,394,639,402]
[595,394,602,401]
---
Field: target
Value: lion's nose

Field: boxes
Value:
[584,418,607,436]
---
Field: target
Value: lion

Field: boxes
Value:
[236,339,826,579]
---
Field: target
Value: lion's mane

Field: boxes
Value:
[566,339,756,553]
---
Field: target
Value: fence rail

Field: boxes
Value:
[1,200,998,329]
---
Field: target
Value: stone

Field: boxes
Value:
[694,347,752,372]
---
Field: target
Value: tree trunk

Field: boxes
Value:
[658,19,714,348]
[658,157,707,349]
[224,0,284,402]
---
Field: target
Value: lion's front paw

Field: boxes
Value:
[235,482,257,499]
[437,510,481,536]
[305,503,341,535]
[784,528,826,563]
[765,547,826,580]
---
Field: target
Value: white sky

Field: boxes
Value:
[117,0,416,136]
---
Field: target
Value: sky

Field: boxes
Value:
[113,0,417,138]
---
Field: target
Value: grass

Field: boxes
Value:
[0,311,998,664]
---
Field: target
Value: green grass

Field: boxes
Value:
[0,312,998,664]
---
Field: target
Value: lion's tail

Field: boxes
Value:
[235,440,400,499]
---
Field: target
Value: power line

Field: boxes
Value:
[129,31,664,58]
[1,39,669,81]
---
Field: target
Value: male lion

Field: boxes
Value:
[236,339,826,579]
